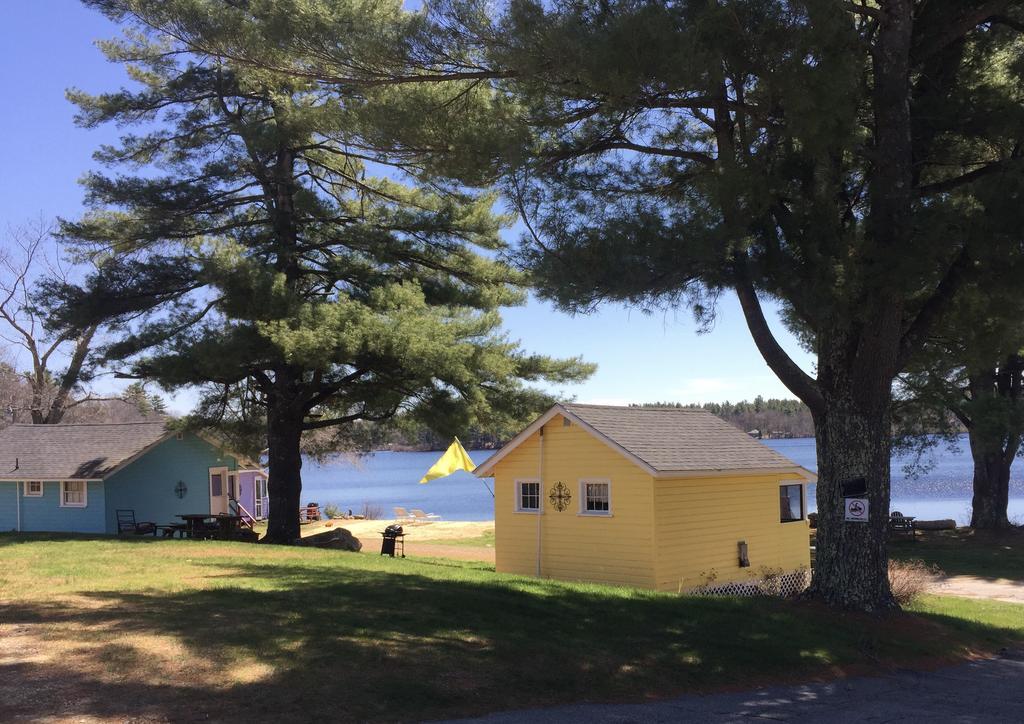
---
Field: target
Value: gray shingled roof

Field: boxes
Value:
[0,421,170,480]
[562,403,802,473]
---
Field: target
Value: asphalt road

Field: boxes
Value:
[450,650,1024,723]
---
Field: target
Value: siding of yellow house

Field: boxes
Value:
[652,474,810,592]
[493,413,658,588]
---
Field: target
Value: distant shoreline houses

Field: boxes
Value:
[0,422,268,534]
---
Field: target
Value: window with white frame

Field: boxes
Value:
[61,481,87,508]
[23,481,42,497]
[580,480,611,515]
[515,480,541,512]
[780,484,803,522]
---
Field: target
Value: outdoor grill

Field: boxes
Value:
[380,524,405,558]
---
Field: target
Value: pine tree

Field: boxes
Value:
[452,0,1024,608]
[897,265,1024,531]
[57,0,592,543]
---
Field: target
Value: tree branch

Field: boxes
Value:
[917,154,1023,195]
[989,14,1024,32]
[913,1,1011,61]
[842,2,882,20]
[732,256,824,415]
[545,138,715,165]
[302,368,370,411]
[899,245,974,368]
[946,403,973,430]
[44,324,99,424]
[63,394,125,411]
[301,407,396,430]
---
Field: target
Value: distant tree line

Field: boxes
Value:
[633,398,815,439]
[368,395,993,451]
[367,396,815,451]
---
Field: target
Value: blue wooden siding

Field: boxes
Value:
[103,433,237,533]
[0,480,107,533]
[0,482,18,531]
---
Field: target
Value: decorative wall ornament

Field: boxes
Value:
[174,480,188,499]
[548,481,572,512]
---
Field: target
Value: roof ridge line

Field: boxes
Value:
[564,403,713,412]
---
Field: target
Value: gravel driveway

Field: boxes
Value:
[450,650,1024,723]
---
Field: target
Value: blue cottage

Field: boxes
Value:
[0,421,259,534]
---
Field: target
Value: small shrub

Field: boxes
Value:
[361,502,383,520]
[682,569,720,596]
[889,559,942,605]
[322,503,343,519]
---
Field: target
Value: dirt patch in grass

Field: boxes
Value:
[401,542,495,562]
[930,575,1024,604]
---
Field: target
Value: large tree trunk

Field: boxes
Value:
[264,406,304,543]
[735,282,900,610]
[965,364,1020,530]
[969,439,1012,530]
[262,145,305,544]
[801,0,910,611]
[809,383,898,610]
[263,369,306,544]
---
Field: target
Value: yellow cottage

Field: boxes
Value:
[474,403,816,593]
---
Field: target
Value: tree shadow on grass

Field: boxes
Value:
[2,557,1021,723]
[890,529,1024,583]
[0,532,177,547]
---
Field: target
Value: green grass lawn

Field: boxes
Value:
[890,528,1024,581]
[0,534,1021,722]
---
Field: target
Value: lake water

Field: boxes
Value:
[301,435,1024,524]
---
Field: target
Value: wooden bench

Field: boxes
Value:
[889,511,915,540]
[116,509,175,537]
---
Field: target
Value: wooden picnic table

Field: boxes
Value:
[889,513,916,540]
[212,514,244,537]
[177,514,216,539]
[176,513,246,540]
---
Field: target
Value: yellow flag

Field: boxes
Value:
[419,437,476,484]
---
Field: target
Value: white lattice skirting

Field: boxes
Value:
[687,569,810,598]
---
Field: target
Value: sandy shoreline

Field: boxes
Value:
[305,518,493,541]
[300,518,496,562]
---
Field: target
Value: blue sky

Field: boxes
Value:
[0,1,815,414]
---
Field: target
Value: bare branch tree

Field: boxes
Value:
[0,217,101,424]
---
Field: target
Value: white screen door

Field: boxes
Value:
[209,467,229,514]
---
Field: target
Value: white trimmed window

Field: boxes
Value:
[23,481,42,497]
[60,481,87,508]
[780,484,804,522]
[515,479,541,512]
[580,479,611,516]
